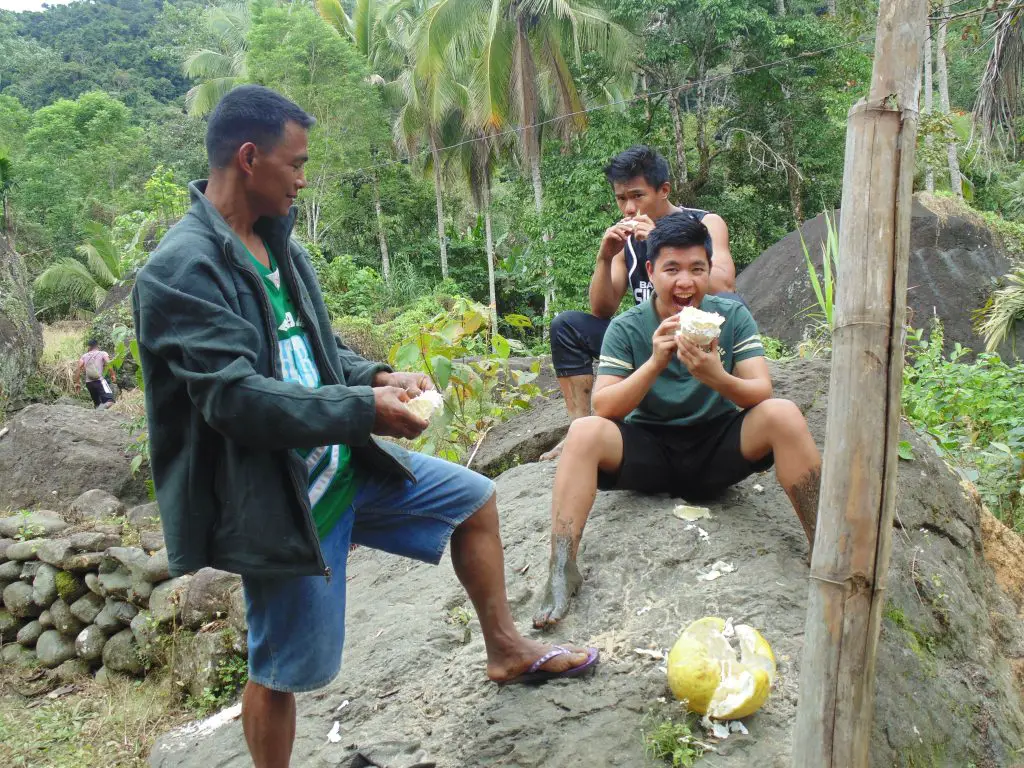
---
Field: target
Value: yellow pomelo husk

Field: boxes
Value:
[666,617,776,720]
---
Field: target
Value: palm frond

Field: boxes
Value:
[316,0,353,37]
[185,78,242,117]
[183,49,236,80]
[34,258,106,310]
[414,0,481,82]
[979,269,1024,353]
[208,3,251,54]
[974,1,1024,154]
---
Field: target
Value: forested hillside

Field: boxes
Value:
[0,0,1018,343]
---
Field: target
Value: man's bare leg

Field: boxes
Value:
[449,492,592,681]
[242,681,295,768]
[739,398,822,553]
[534,416,624,628]
[540,374,595,461]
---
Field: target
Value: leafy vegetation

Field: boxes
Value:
[642,714,704,767]
[902,322,1024,530]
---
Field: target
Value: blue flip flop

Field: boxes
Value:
[500,645,600,686]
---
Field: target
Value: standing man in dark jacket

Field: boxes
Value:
[132,86,597,768]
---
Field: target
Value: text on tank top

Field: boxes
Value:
[625,207,708,305]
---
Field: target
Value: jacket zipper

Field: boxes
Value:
[238,259,331,583]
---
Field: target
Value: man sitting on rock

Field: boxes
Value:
[533,212,821,629]
[132,85,597,768]
[542,145,740,461]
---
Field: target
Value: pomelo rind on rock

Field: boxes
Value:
[667,616,776,720]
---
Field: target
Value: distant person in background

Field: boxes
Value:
[543,145,741,461]
[78,339,116,410]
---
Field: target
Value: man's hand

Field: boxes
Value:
[650,315,681,371]
[630,214,655,242]
[372,371,433,397]
[372,386,429,439]
[598,220,636,262]
[677,337,726,385]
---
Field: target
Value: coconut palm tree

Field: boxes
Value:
[979,267,1024,354]
[975,0,1024,155]
[415,0,631,319]
[320,0,458,279]
[183,2,252,117]
[34,221,123,318]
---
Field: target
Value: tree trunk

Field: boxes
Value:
[782,115,803,225]
[516,17,553,335]
[371,171,390,282]
[827,0,836,15]
[791,0,926,765]
[483,183,498,339]
[924,19,935,192]
[670,94,689,189]
[2,197,13,250]
[936,0,963,199]
[776,0,785,16]
[430,130,449,280]
[641,72,651,122]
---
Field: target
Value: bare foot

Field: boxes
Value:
[486,638,589,683]
[532,556,583,629]
[539,439,565,461]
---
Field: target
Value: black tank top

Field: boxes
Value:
[625,207,708,304]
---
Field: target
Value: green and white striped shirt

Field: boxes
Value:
[247,244,358,539]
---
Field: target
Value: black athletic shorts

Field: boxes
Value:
[597,409,774,500]
[85,378,115,408]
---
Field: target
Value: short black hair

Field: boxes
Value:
[87,338,98,348]
[645,212,713,266]
[604,145,670,189]
[205,85,316,169]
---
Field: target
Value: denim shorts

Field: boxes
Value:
[242,449,496,692]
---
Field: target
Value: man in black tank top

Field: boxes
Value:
[543,145,744,460]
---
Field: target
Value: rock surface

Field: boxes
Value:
[35,628,78,668]
[70,489,127,522]
[737,196,1024,358]
[0,404,148,510]
[470,397,569,477]
[148,360,1024,768]
[103,627,145,676]
[0,510,68,539]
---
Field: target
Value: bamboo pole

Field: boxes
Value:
[791,1,926,766]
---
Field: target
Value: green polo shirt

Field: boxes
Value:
[246,244,358,539]
[597,295,764,427]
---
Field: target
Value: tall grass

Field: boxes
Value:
[797,210,840,356]
[39,323,89,396]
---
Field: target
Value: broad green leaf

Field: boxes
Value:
[432,355,452,389]
[394,342,420,371]
[897,441,914,461]
[492,333,510,359]
[504,313,533,328]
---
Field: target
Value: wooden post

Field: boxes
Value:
[791,1,926,766]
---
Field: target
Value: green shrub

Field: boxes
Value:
[902,321,1024,529]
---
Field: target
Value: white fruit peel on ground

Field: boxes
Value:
[674,306,726,347]
[696,560,736,582]
[405,389,444,421]
[673,504,712,522]
[667,617,776,721]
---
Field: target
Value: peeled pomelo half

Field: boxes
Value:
[666,617,776,720]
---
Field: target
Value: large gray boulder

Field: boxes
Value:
[179,568,238,630]
[102,628,145,676]
[35,628,77,668]
[149,358,1024,768]
[737,196,1024,358]
[0,232,42,406]
[69,489,126,522]
[0,404,148,510]
[3,580,40,618]
[0,510,68,539]
[32,562,58,606]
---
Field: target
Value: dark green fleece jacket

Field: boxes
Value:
[132,181,412,579]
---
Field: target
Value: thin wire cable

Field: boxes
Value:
[324,34,875,183]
